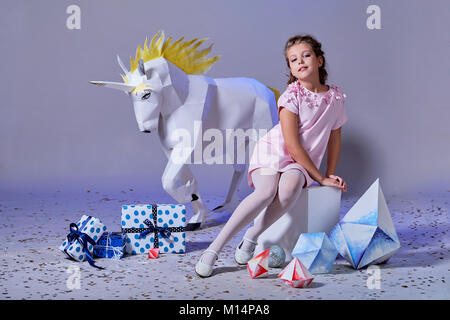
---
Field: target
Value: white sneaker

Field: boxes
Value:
[234,236,258,265]
[195,249,218,278]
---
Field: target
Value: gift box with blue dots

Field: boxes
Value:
[59,215,107,262]
[121,204,187,255]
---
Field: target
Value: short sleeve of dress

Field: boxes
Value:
[332,89,348,130]
[277,90,299,116]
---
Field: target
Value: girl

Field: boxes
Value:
[195,34,348,277]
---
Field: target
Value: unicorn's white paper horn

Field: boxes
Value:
[89,81,135,92]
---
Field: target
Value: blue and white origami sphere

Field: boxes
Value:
[291,232,338,274]
[329,179,401,269]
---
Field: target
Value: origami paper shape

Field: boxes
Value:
[90,31,278,231]
[148,248,159,259]
[291,232,338,274]
[247,249,269,279]
[329,178,401,269]
[122,204,186,255]
[278,258,314,288]
[255,186,341,262]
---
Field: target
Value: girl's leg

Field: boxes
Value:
[199,168,280,266]
[243,169,305,245]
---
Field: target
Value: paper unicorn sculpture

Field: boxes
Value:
[90,31,278,230]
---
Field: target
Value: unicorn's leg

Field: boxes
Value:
[213,138,250,213]
[186,193,211,231]
[161,158,210,231]
[213,163,246,213]
[178,166,210,231]
[161,162,196,204]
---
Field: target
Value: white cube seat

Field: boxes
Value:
[254,185,341,262]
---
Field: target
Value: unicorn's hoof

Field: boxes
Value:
[185,223,201,231]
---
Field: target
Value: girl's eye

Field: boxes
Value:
[142,92,152,100]
[291,58,297,63]
[304,54,311,58]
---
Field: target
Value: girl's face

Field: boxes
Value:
[287,42,323,83]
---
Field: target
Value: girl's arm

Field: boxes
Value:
[326,127,347,191]
[325,128,341,177]
[279,108,324,183]
[279,108,345,190]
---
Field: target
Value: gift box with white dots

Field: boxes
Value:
[121,204,187,255]
[59,215,107,262]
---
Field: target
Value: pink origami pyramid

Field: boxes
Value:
[148,248,159,259]
[247,248,269,278]
[278,258,314,288]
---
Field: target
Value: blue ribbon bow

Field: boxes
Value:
[138,219,171,239]
[66,223,104,269]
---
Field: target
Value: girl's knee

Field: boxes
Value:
[253,185,277,203]
[279,186,300,203]
[278,178,304,204]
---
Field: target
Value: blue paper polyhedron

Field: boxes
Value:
[329,179,401,269]
[291,232,338,274]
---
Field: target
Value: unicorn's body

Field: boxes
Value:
[91,32,278,230]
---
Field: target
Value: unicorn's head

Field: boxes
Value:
[90,31,219,133]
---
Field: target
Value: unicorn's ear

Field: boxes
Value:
[89,80,135,92]
[138,58,145,76]
[158,30,165,49]
[117,55,129,74]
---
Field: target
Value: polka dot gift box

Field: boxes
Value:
[121,204,186,255]
[59,215,107,268]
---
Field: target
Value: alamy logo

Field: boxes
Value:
[66,264,81,290]
[366,5,381,30]
[66,5,81,30]
[366,265,381,289]
[170,121,272,166]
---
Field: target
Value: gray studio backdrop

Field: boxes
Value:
[1,0,449,199]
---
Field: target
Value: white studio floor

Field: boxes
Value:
[0,188,449,300]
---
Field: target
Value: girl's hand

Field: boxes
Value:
[320,175,347,192]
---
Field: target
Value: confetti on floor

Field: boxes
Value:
[0,189,448,299]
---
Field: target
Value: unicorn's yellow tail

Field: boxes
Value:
[267,86,280,104]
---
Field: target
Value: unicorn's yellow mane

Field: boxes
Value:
[127,31,220,79]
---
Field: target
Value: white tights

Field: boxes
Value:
[201,168,305,265]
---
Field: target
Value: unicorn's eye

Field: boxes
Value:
[142,92,152,100]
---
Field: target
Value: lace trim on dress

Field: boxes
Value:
[285,81,346,108]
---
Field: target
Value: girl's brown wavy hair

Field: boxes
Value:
[284,34,328,85]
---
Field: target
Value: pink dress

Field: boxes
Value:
[248,81,348,188]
